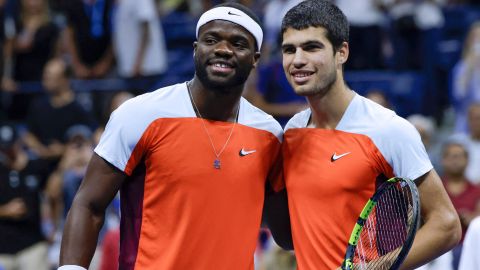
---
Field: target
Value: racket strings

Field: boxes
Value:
[352,182,415,269]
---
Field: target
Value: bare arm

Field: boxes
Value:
[59,153,126,267]
[399,169,462,270]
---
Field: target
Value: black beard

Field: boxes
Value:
[193,55,252,91]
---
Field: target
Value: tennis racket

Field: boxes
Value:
[341,177,420,270]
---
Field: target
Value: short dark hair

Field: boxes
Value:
[281,0,349,51]
[213,2,262,50]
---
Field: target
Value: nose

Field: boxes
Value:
[214,41,233,57]
[292,49,307,68]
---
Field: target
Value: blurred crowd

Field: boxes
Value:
[1,0,480,270]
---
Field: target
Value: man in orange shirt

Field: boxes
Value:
[57,3,288,270]
[278,1,461,269]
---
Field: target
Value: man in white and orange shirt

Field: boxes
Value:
[277,1,461,269]
[57,3,289,270]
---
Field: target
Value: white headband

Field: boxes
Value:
[196,7,263,51]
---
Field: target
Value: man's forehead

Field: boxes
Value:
[282,27,329,45]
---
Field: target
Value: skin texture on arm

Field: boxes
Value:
[59,153,126,267]
[399,169,462,270]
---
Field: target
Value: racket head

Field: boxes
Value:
[341,177,420,270]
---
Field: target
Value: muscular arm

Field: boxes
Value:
[400,169,462,270]
[59,153,126,267]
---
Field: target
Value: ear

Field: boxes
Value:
[252,52,261,69]
[336,41,349,65]
[193,41,198,56]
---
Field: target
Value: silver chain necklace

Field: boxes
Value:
[187,82,240,169]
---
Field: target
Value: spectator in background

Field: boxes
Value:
[64,0,114,79]
[8,0,60,82]
[44,125,99,270]
[113,0,167,79]
[45,125,94,235]
[1,0,60,121]
[452,21,480,133]
[452,103,480,184]
[262,0,302,62]
[336,0,386,70]
[23,58,96,162]
[407,114,442,171]
[384,0,444,70]
[0,0,9,121]
[0,123,52,270]
[441,140,480,266]
[0,0,7,79]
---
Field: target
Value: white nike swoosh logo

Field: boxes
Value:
[331,152,351,162]
[239,148,256,156]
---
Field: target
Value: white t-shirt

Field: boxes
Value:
[113,0,167,77]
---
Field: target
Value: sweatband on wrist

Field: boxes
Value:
[58,265,87,270]
[196,6,263,51]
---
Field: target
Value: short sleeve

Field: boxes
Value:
[381,116,433,181]
[94,101,147,175]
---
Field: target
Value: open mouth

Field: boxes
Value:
[291,70,314,83]
[209,60,235,74]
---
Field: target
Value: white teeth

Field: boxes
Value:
[294,73,311,78]
[214,63,230,68]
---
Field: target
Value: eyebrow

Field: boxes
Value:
[282,40,324,49]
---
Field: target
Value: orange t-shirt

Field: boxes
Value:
[283,94,432,270]
[95,83,283,269]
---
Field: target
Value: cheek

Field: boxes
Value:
[282,56,291,72]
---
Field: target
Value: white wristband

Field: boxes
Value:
[58,266,87,270]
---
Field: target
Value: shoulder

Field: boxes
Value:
[284,109,310,131]
[114,83,188,117]
[342,94,417,137]
[239,97,283,142]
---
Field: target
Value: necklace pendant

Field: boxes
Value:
[213,159,221,169]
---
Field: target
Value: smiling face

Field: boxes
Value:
[193,20,260,91]
[281,26,347,97]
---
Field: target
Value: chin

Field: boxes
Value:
[293,85,314,96]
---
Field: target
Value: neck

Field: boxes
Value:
[188,77,242,122]
[307,79,354,129]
